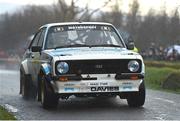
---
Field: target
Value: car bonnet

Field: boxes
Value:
[44,47,141,61]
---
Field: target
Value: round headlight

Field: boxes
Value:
[57,62,69,74]
[128,60,139,72]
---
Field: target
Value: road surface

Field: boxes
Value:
[0,68,180,120]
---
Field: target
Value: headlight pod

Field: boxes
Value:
[128,60,139,72]
[57,62,69,74]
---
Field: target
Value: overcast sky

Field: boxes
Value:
[0,0,180,15]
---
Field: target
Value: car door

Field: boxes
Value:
[33,28,46,78]
[28,29,43,83]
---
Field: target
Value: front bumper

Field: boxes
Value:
[51,74,143,94]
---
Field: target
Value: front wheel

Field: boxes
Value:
[41,76,59,109]
[127,81,146,107]
[20,71,31,99]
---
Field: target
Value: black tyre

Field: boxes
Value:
[20,70,36,99]
[127,81,146,107]
[20,71,31,99]
[41,76,59,109]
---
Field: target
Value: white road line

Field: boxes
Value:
[4,104,18,113]
[154,97,175,104]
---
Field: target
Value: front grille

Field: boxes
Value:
[55,59,142,75]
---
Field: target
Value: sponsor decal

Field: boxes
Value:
[64,83,75,86]
[100,26,111,31]
[42,63,51,75]
[89,82,108,86]
[54,27,64,32]
[91,86,119,92]
[122,82,133,90]
[89,83,99,86]
[123,86,132,89]
[122,82,132,85]
[64,87,74,91]
[51,25,115,32]
[68,25,97,30]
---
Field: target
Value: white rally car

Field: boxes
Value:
[20,22,145,109]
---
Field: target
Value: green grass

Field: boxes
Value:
[145,66,180,94]
[0,106,16,120]
[145,67,176,87]
[145,60,180,69]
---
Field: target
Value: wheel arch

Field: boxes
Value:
[37,63,52,101]
[20,60,30,75]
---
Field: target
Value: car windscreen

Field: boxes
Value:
[45,24,124,49]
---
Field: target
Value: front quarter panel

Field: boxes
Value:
[21,59,30,74]
[136,54,145,75]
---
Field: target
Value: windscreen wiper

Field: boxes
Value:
[55,44,89,49]
[90,44,122,48]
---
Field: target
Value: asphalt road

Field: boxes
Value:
[0,68,180,120]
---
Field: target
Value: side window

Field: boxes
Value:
[31,31,42,47]
[38,28,46,47]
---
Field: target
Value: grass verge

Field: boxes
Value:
[145,60,180,69]
[145,66,180,94]
[0,106,16,120]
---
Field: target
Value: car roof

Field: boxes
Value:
[40,22,113,29]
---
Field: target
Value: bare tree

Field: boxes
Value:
[126,0,140,36]
[53,0,79,22]
[0,0,180,54]
[79,0,112,21]
[169,8,180,45]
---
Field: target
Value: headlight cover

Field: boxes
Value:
[57,62,69,74]
[128,60,139,72]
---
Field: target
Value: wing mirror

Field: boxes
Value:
[127,42,135,50]
[32,46,42,52]
[126,36,135,50]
